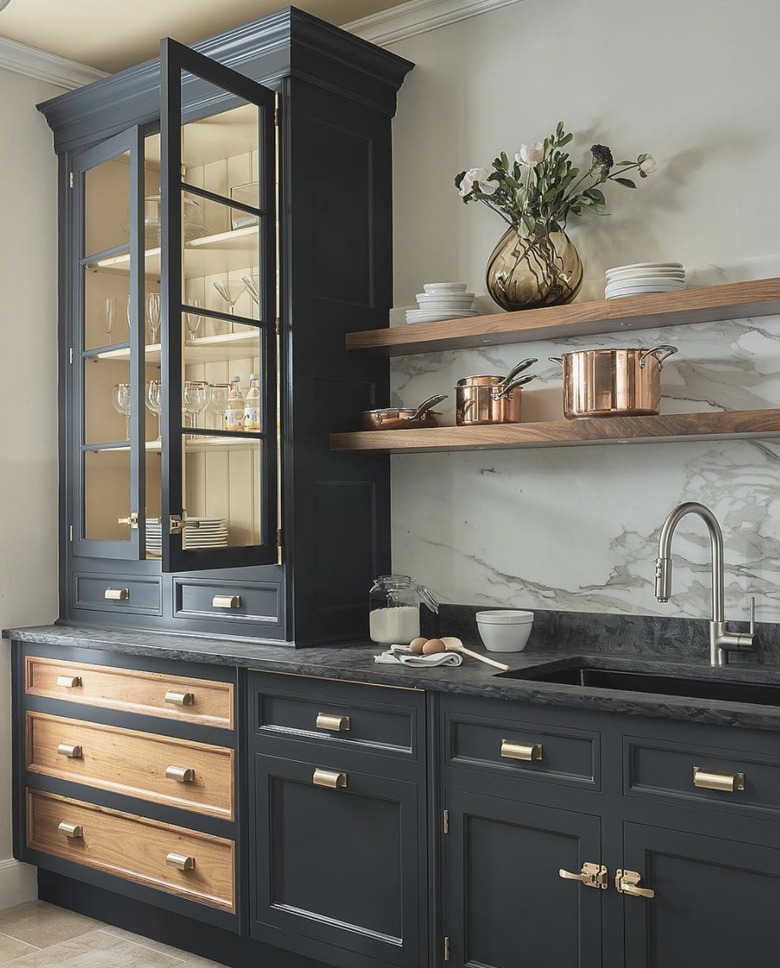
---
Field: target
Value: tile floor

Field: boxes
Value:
[0,901,228,966]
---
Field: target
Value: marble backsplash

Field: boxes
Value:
[390,254,780,623]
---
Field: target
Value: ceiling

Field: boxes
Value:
[0,0,406,73]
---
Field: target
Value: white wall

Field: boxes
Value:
[0,67,63,905]
[386,0,780,622]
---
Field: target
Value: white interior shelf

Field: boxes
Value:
[95,329,259,364]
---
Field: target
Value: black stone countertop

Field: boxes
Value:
[7,621,780,732]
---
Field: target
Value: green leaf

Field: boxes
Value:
[588,188,606,204]
[615,160,635,167]
[559,132,573,147]
[637,153,648,164]
[613,177,637,188]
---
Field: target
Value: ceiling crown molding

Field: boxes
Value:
[0,36,106,90]
[344,0,524,47]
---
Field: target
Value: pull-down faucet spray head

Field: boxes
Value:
[654,556,672,603]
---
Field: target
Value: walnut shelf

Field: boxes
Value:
[345,278,780,356]
[330,409,780,454]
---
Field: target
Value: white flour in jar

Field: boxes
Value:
[369,605,420,644]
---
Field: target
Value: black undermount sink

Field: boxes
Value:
[498,664,780,706]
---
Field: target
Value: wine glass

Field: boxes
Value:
[112,383,132,440]
[209,383,230,431]
[213,280,244,333]
[185,297,203,339]
[146,291,162,343]
[183,380,209,431]
[105,297,117,342]
[125,294,133,333]
[242,274,260,311]
[146,380,162,440]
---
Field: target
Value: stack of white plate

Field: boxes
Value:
[406,283,477,324]
[146,516,229,554]
[605,262,686,299]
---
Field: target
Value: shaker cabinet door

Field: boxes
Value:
[251,752,424,968]
[443,789,602,968]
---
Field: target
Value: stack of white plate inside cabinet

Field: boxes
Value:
[406,283,477,323]
[604,262,686,299]
[146,516,228,554]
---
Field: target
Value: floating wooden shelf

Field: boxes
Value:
[345,279,780,356]
[330,409,780,454]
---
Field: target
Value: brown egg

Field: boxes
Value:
[409,637,427,654]
[422,638,446,655]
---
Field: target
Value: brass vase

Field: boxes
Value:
[485,223,584,311]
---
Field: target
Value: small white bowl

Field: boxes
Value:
[423,282,468,293]
[476,609,534,652]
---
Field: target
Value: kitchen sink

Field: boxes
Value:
[498,664,780,706]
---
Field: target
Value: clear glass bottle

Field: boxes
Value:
[224,375,244,432]
[244,372,261,432]
[368,575,439,645]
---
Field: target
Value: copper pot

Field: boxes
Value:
[360,393,448,431]
[548,345,678,419]
[456,359,537,426]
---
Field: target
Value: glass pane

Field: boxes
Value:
[182,330,264,435]
[84,449,130,541]
[84,151,131,257]
[182,436,262,549]
[84,268,131,352]
[181,98,259,191]
[84,357,132,445]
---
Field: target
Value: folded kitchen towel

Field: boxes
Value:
[374,644,463,667]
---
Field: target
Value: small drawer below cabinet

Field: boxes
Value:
[74,575,161,616]
[27,789,235,912]
[26,711,234,819]
[174,579,280,627]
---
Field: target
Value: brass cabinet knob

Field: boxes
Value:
[212,594,241,609]
[315,713,351,733]
[500,739,543,761]
[693,766,745,792]
[104,587,130,601]
[164,690,195,707]
[312,768,348,789]
[56,675,82,689]
[165,765,195,783]
[559,863,608,889]
[57,743,83,759]
[58,821,83,839]
[615,869,655,899]
[166,852,196,871]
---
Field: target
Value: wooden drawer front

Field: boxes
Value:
[26,712,234,819]
[25,656,234,730]
[74,575,162,616]
[446,712,598,787]
[27,789,234,912]
[174,579,281,626]
[626,735,780,817]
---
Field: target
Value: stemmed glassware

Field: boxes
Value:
[146,291,162,344]
[185,297,203,340]
[242,274,260,312]
[183,380,210,431]
[209,383,230,432]
[146,380,162,440]
[112,383,132,440]
[213,280,244,333]
[105,297,117,342]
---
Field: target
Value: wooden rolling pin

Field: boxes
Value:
[441,637,510,672]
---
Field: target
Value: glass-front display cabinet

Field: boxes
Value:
[40,11,412,642]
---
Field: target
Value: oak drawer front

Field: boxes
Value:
[625,735,780,816]
[174,579,281,626]
[25,656,234,730]
[445,713,598,787]
[26,711,234,819]
[27,789,234,912]
[74,575,162,616]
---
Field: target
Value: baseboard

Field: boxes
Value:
[0,859,37,909]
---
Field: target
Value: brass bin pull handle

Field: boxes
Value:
[164,690,195,707]
[316,713,351,733]
[57,743,83,759]
[58,821,83,839]
[312,768,348,790]
[212,594,241,609]
[615,869,655,899]
[104,587,130,601]
[693,766,745,792]
[166,852,196,871]
[165,765,195,783]
[56,675,82,689]
[500,739,543,762]
[559,863,608,889]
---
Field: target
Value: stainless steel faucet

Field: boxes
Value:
[655,502,755,666]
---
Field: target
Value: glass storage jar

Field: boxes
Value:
[369,575,439,645]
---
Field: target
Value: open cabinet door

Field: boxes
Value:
[160,38,278,573]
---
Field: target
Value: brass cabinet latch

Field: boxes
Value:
[169,512,187,535]
[615,869,655,898]
[117,512,139,529]
[559,862,608,889]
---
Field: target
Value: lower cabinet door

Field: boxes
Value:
[623,822,780,968]
[251,752,423,967]
[444,789,602,968]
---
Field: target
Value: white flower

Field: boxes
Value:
[459,167,498,196]
[639,155,657,177]
[516,142,545,167]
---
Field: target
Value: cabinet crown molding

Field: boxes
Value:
[344,0,526,47]
[0,36,106,90]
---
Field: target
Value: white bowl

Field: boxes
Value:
[416,292,475,303]
[606,262,683,274]
[476,609,534,652]
[423,282,468,293]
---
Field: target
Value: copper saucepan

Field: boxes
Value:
[360,393,448,431]
[456,358,538,426]
[548,345,678,419]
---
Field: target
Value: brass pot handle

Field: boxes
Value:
[615,869,655,899]
[500,739,543,761]
[166,852,196,871]
[639,344,678,369]
[693,766,745,792]
[312,768,348,789]
[164,690,195,707]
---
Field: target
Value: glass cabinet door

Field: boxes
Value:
[159,39,278,571]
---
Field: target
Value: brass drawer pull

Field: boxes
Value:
[316,713,351,733]
[693,766,745,792]
[559,863,608,889]
[166,852,196,871]
[615,869,655,899]
[165,765,195,783]
[212,594,241,609]
[58,821,83,839]
[312,768,348,789]
[164,690,195,707]
[500,739,543,762]
[104,587,130,601]
[57,743,83,759]
[56,675,82,689]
